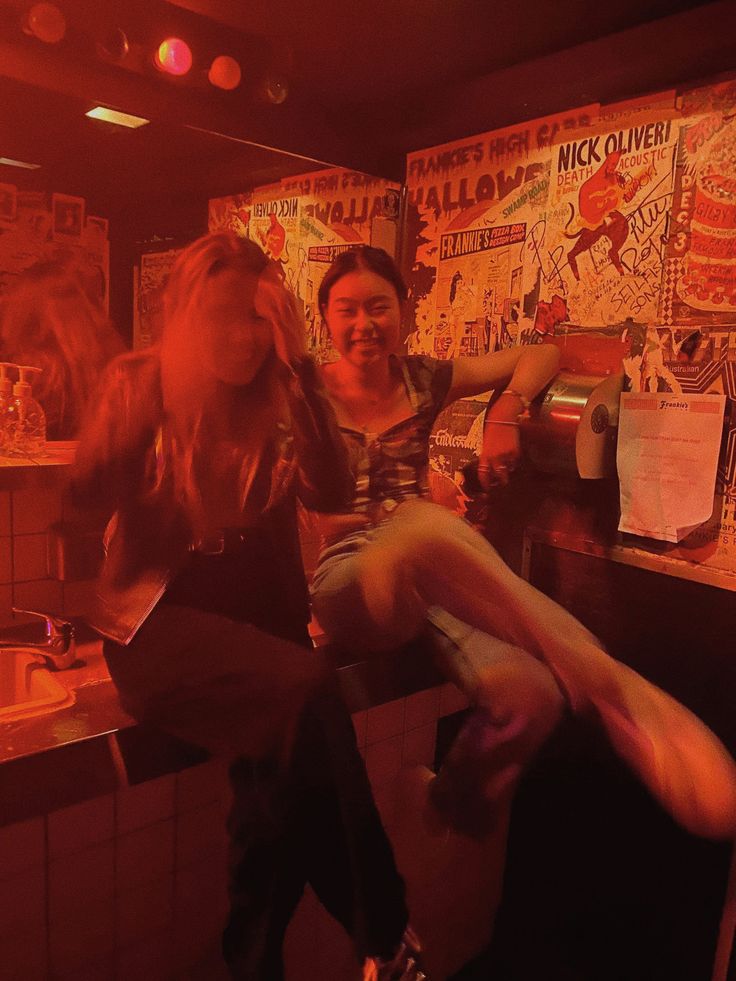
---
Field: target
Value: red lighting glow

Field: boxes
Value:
[23,2,66,44]
[154,37,193,76]
[208,55,242,91]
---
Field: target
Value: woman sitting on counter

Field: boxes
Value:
[309,245,736,842]
[70,232,425,981]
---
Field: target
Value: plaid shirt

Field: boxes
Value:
[338,355,454,513]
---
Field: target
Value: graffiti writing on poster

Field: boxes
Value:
[407,110,595,221]
[439,223,526,260]
[541,117,678,325]
[307,244,358,263]
[279,170,397,230]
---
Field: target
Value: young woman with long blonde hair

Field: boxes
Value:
[71,233,424,981]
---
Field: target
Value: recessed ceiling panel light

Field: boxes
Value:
[0,157,41,169]
[85,106,150,129]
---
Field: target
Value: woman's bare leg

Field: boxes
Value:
[314,522,565,835]
[424,612,565,836]
[355,500,736,840]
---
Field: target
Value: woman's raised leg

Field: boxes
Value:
[347,500,736,840]
[424,610,565,837]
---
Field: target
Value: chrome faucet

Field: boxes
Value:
[0,608,77,669]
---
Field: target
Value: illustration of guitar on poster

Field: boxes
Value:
[535,114,681,326]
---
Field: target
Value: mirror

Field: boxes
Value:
[0,74,339,342]
[0,73,401,397]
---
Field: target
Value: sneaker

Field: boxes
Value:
[363,927,428,980]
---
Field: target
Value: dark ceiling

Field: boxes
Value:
[170,0,717,110]
[0,75,333,216]
[0,0,731,224]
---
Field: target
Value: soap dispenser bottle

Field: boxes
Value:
[0,363,15,456]
[7,365,46,457]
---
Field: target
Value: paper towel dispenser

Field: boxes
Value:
[520,371,624,479]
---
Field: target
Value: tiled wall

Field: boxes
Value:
[0,486,97,630]
[0,482,475,977]
[0,758,231,981]
[0,684,468,981]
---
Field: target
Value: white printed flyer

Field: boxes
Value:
[617,392,726,542]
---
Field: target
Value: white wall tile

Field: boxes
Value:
[12,533,48,582]
[12,578,63,616]
[11,487,62,535]
[0,817,45,880]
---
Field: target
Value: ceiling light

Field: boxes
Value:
[22,2,66,44]
[208,55,242,91]
[85,106,150,129]
[262,74,289,105]
[96,28,130,65]
[0,157,41,169]
[154,37,193,77]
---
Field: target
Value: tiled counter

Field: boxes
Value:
[0,448,482,980]
[0,628,469,980]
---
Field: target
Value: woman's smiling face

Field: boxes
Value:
[323,268,402,367]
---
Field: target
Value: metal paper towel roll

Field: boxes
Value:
[520,371,624,478]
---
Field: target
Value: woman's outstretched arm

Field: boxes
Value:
[443,343,561,487]
[444,342,561,406]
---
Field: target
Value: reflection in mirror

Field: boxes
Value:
[0,74,401,439]
[0,256,124,439]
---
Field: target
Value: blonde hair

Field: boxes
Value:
[160,231,295,533]
[0,259,122,438]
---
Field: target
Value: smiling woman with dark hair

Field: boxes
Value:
[309,245,736,844]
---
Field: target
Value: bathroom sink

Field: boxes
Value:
[0,651,75,723]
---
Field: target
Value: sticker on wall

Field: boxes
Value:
[51,192,85,242]
[134,248,181,349]
[428,397,486,515]
[208,192,253,239]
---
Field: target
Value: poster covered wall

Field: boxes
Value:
[542,113,679,327]
[663,78,736,325]
[405,105,598,358]
[210,167,401,362]
[404,80,736,575]
[405,106,599,497]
